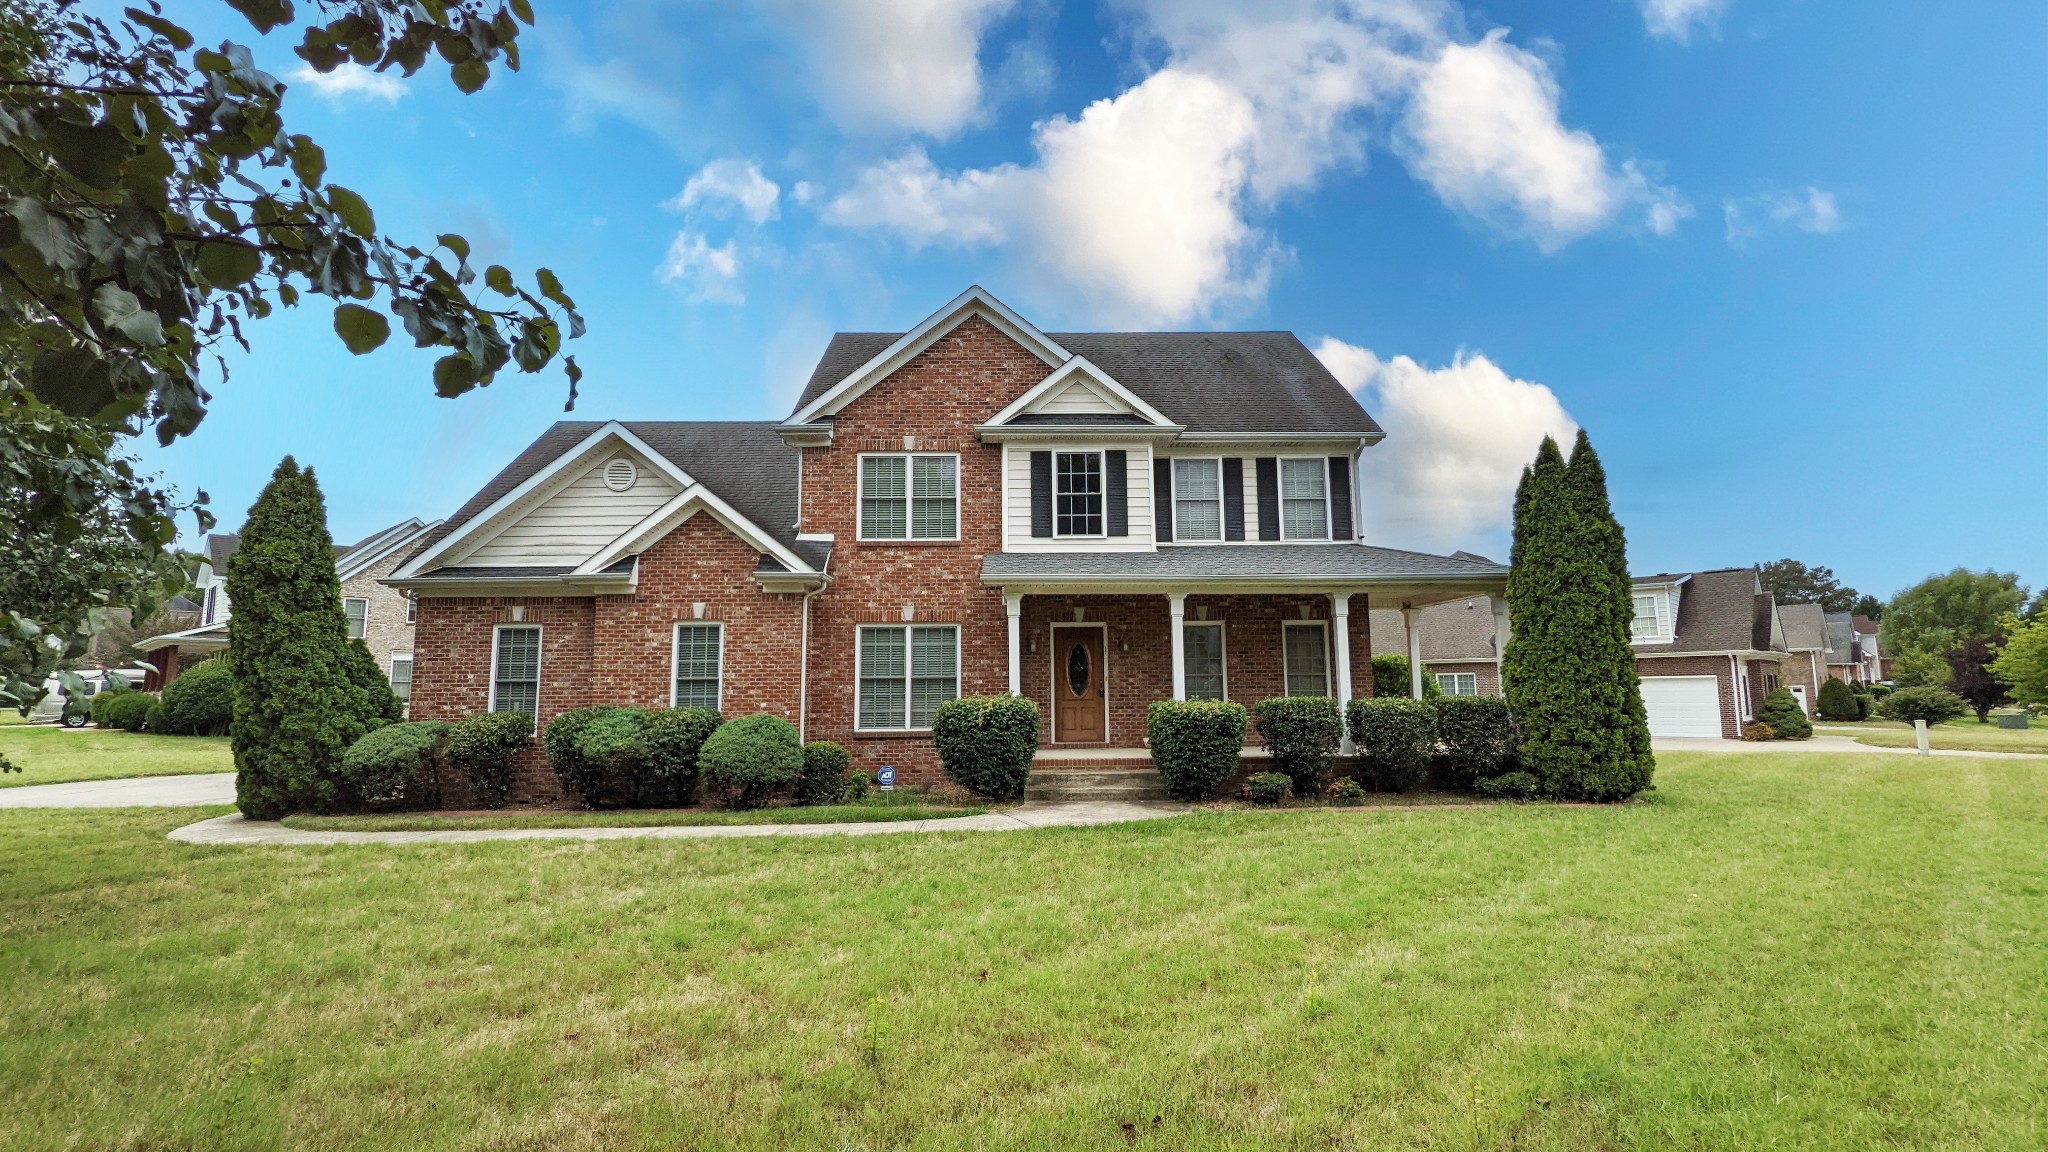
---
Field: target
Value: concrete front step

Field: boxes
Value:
[1024,767,1170,802]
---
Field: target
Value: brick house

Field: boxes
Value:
[390,287,1510,800]
[1776,602,1828,717]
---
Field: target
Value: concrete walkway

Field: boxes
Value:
[0,772,235,808]
[1654,735,2047,760]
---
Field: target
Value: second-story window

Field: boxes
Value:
[1173,458,1222,541]
[1280,458,1330,540]
[343,597,368,640]
[1055,451,1104,537]
[861,454,958,540]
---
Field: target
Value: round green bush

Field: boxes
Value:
[645,707,722,805]
[1853,695,1874,720]
[339,720,449,810]
[1147,699,1246,800]
[158,658,234,735]
[1817,677,1860,722]
[97,689,156,732]
[1346,697,1438,792]
[144,698,168,734]
[796,740,864,805]
[698,713,803,809]
[1244,772,1291,806]
[932,695,1040,801]
[1253,696,1342,795]
[1878,686,1969,727]
[1430,696,1515,786]
[444,710,533,808]
[544,706,659,807]
[1476,771,1538,799]
[1756,687,1812,740]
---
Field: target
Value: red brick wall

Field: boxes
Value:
[1781,649,1823,716]
[411,597,594,803]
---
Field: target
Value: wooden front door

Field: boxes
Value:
[1052,626,1108,743]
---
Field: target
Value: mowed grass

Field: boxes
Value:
[1817,716,2048,755]
[282,801,989,832]
[0,724,230,787]
[3,751,2045,1150]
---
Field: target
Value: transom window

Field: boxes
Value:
[389,654,414,702]
[1280,458,1329,540]
[343,597,368,639]
[491,626,541,718]
[857,625,960,730]
[1054,452,1104,537]
[860,454,958,540]
[1173,458,1222,542]
[1436,671,1478,697]
[1282,622,1330,697]
[672,623,723,709]
[1184,622,1226,700]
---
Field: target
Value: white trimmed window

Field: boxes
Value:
[1054,451,1105,537]
[1280,459,1330,540]
[672,623,723,709]
[1184,622,1226,700]
[1631,591,1673,641]
[857,625,960,730]
[490,625,541,718]
[343,597,368,639]
[1173,458,1222,542]
[1282,622,1330,697]
[405,597,417,624]
[860,454,958,540]
[389,654,414,702]
[1436,671,1478,697]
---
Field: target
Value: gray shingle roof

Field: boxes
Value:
[1371,597,1501,661]
[794,331,1383,436]
[982,545,1506,584]
[1778,602,1827,652]
[1633,567,1783,656]
[206,533,239,572]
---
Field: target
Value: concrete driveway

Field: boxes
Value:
[0,773,235,808]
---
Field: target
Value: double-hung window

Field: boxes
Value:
[1173,459,1223,542]
[1435,672,1478,697]
[1054,452,1104,537]
[672,623,723,709]
[861,454,958,540]
[491,625,542,718]
[405,597,418,624]
[1631,593,1664,640]
[857,625,959,729]
[1183,622,1226,700]
[343,597,368,640]
[1282,622,1330,697]
[389,655,414,702]
[1279,459,1329,540]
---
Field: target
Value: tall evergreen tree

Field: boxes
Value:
[226,458,397,818]
[1561,431,1654,797]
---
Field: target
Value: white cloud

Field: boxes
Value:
[757,0,1019,137]
[1723,186,1844,244]
[1640,0,1729,43]
[667,159,781,224]
[1315,336,1577,552]
[657,231,744,303]
[288,64,407,105]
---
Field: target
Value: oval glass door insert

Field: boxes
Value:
[1067,643,1091,696]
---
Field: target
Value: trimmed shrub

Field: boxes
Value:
[1244,772,1291,806]
[1476,772,1538,799]
[698,713,803,809]
[1328,777,1367,805]
[1854,695,1874,720]
[1370,655,1443,700]
[98,689,155,732]
[158,658,232,735]
[89,687,127,726]
[1849,680,1874,697]
[145,697,168,734]
[1346,698,1437,792]
[1741,721,1776,741]
[796,740,865,806]
[932,695,1040,801]
[1868,684,1892,699]
[444,711,533,808]
[1817,677,1860,722]
[1431,696,1516,787]
[1878,686,1969,727]
[1253,696,1342,796]
[1147,699,1247,801]
[1756,688,1812,740]
[543,706,611,805]
[573,708,654,807]
[645,707,722,805]
[339,720,449,810]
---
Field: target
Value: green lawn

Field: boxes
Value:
[0,724,231,787]
[282,800,989,831]
[1816,716,2048,755]
[2,750,2044,1150]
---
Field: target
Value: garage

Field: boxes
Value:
[1640,675,1725,739]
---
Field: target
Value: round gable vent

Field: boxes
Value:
[602,457,638,492]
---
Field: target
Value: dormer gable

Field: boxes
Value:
[981,356,1180,433]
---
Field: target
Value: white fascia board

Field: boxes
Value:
[574,484,816,577]
[390,423,691,579]
[974,425,1185,443]
[336,518,442,581]
[1175,431,1385,445]
[785,286,1071,425]
[985,356,1176,429]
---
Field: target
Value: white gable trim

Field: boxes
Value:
[390,423,694,579]
[336,519,443,582]
[782,286,1070,427]
[984,355,1176,428]
[573,484,817,578]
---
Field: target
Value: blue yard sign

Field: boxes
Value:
[878,765,896,790]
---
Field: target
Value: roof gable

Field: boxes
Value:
[986,356,1177,429]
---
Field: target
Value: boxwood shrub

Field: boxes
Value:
[1756,688,1812,740]
[698,713,803,809]
[646,706,722,805]
[1878,686,1969,726]
[796,740,866,805]
[339,720,449,810]
[1244,771,1292,806]
[1146,699,1246,800]
[1854,694,1874,720]
[1346,698,1438,792]
[1475,771,1538,799]
[95,689,156,732]
[932,695,1039,801]
[157,658,233,735]
[1253,696,1342,795]
[1431,696,1515,786]
[444,711,533,808]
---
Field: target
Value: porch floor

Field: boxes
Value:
[1033,746,1275,770]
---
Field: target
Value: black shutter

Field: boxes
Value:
[1223,458,1245,541]
[1030,451,1053,538]
[1153,458,1173,542]
[1105,450,1128,536]
[1255,457,1280,541]
[1328,456,1354,541]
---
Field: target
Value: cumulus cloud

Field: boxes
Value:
[658,231,743,303]
[1640,0,1729,42]
[1315,336,1577,551]
[757,0,1019,137]
[288,64,407,105]
[1723,186,1843,244]
[667,159,781,224]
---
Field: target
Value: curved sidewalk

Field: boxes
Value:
[0,772,235,808]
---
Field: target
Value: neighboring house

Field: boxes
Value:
[139,520,440,705]
[1775,602,1829,716]
[389,286,1510,800]
[1630,567,1788,739]
[1851,614,1888,682]
[1820,611,1878,686]
[1369,592,1507,697]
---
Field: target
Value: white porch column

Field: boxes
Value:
[1403,606,1424,699]
[1492,596,1511,687]
[1331,592,1355,754]
[1168,593,1188,701]
[1004,593,1023,696]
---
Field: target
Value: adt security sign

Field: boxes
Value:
[878,765,896,791]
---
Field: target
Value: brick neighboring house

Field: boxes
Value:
[389,286,1511,801]
[1775,602,1829,717]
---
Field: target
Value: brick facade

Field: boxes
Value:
[1634,654,1781,740]
[339,549,420,697]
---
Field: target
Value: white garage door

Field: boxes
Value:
[1640,675,1724,739]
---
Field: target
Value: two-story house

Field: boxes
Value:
[389,287,1510,799]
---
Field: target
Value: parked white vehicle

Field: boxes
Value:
[23,668,153,726]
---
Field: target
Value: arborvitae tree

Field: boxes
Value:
[227,458,394,818]
[1562,431,1655,797]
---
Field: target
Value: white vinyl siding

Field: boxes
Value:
[672,623,722,709]
[1184,622,1226,700]
[856,625,960,730]
[343,597,368,640]
[1631,589,1676,642]
[1054,451,1105,537]
[860,454,959,541]
[389,654,414,701]
[1026,377,1126,415]
[1280,458,1330,540]
[1173,458,1223,542]
[490,626,542,718]
[1003,445,1153,553]
[462,451,680,567]
[1283,622,1330,697]
[1436,672,1478,697]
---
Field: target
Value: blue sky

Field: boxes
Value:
[137,0,2046,601]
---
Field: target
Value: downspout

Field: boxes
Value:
[1729,653,1741,736]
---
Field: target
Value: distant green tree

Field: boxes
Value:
[1891,648,1950,690]
[1882,569,2028,659]
[1370,654,1441,699]
[1758,559,1860,614]
[1852,594,1884,621]
[1990,616,2048,710]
